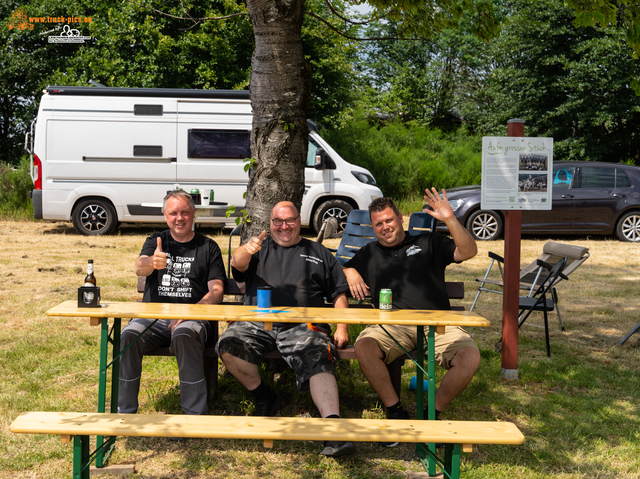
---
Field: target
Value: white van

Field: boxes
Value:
[26,86,382,235]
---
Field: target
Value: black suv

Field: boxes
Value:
[436,162,640,242]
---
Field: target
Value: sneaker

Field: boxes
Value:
[379,407,409,448]
[253,391,283,417]
[319,440,356,457]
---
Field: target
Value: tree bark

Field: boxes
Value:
[243,0,311,241]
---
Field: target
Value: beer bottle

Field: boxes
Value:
[84,259,97,287]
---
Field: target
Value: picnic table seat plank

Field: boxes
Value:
[11,411,525,446]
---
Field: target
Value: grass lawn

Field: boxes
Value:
[0,220,639,478]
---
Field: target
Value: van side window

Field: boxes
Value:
[134,105,163,116]
[306,140,319,167]
[188,130,250,158]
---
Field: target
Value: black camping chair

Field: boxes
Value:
[408,212,437,236]
[472,242,589,332]
[335,210,376,266]
[496,257,568,357]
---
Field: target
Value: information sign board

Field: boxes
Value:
[481,137,553,210]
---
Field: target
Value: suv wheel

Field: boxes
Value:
[467,210,503,241]
[312,200,352,237]
[615,211,640,242]
[72,199,118,236]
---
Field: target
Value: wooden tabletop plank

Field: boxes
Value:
[46,301,490,327]
[11,412,524,445]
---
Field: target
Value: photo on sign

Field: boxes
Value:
[518,173,547,193]
[519,153,547,171]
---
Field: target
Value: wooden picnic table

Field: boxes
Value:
[47,300,491,475]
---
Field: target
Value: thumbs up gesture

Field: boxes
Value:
[153,236,168,270]
[245,230,266,256]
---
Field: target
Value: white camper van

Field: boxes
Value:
[26,86,382,235]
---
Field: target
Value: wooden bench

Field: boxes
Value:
[138,280,466,402]
[10,411,525,479]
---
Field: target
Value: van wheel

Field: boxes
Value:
[467,210,502,241]
[312,200,352,237]
[72,199,118,236]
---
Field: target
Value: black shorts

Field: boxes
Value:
[216,322,338,391]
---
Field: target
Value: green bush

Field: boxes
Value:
[320,110,482,200]
[0,156,34,220]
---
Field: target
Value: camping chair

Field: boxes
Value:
[334,210,439,265]
[470,241,590,331]
[315,217,339,244]
[335,210,376,265]
[408,212,436,236]
[227,224,242,274]
[225,224,246,299]
[618,322,640,347]
[496,257,569,357]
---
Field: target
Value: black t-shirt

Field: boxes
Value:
[232,237,349,328]
[343,232,457,310]
[140,230,226,304]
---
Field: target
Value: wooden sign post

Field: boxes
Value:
[501,119,525,379]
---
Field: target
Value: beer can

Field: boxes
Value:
[379,289,392,310]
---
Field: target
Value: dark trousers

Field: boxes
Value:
[118,318,213,415]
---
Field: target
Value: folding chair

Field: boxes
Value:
[496,257,568,357]
[618,322,640,346]
[227,224,242,274]
[315,217,339,244]
[470,241,589,331]
[335,210,376,265]
[408,212,436,236]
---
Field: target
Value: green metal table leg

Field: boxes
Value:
[96,317,120,467]
[73,435,90,479]
[444,443,461,479]
[416,325,438,475]
[426,326,436,421]
[110,318,121,413]
[427,325,436,475]
[416,325,425,420]
[96,318,109,468]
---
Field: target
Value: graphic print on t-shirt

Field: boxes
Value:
[300,253,324,265]
[158,252,194,299]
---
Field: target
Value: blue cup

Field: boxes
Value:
[257,286,272,309]
[409,375,429,391]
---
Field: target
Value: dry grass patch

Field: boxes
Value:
[1,220,639,478]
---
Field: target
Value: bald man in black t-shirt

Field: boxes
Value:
[217,201,355,457]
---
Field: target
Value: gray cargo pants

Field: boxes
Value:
[118,318,213,415]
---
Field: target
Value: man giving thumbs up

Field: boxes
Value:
[217,201,355,457]
[119,190,227,417]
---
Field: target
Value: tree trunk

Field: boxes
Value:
[243,0,311,241]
